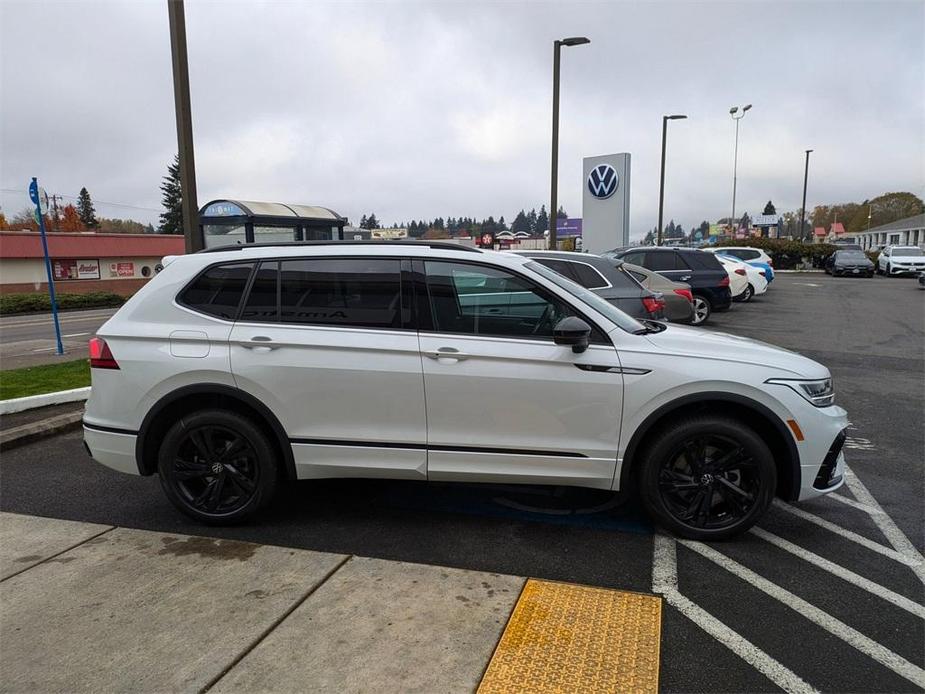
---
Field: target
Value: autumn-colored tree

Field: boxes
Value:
[58,204,86,232]
[846,192,924,234]
[0,212,8,230]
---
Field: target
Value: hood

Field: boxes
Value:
[835,257,873,266]
[642,323,829,378]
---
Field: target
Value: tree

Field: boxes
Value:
[535,205,549,234]
[159,154,183,235]
[511,210,529,233]
[497,216,506,231]
[557,206,568,219]
[643,229,655,245]
[763,200,776,216]
[59,204,86,232]
[526,208,538,233]
[77,187,99,228]
[846,192,924,234]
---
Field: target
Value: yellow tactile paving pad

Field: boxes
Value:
[477,578,662,694]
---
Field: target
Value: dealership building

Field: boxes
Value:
[0,231,185,295]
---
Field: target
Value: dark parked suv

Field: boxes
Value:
[605,247,731,325]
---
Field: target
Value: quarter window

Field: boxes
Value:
[424,261,582,340]
[178,262,254,319]
[569,262,610,289]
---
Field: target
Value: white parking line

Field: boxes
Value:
[750,527,925,618]
[844,467,925,585]
[652,535,818,694]
[773,500,918,566]
[63,332,90,338]
[827,492,883,515]
[679,539,925,689]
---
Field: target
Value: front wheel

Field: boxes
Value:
[690,295,712,325]
[157,409,278,524]
[638,416,776,540]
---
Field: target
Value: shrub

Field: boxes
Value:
[0,291,128,315]
[715,238,836,269]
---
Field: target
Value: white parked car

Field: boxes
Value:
[713,254,749,300]
[716,254,769,302]
[710,246,774,267]
[876,245,925,276]
[83,241,848,540]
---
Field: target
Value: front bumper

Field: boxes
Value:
[833,266,873,276]
[888,264,925,275]
[790,403,849,501]
[83,424,139,475]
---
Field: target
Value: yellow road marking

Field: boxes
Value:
[478,578,662,694]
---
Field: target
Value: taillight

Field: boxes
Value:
[673,288,693,303]
[759,270,766,277]
[642,296,665,315]
[735,268,746,276]
[768,259,774,267]
[89,337,119,370]
[719,276,730,287]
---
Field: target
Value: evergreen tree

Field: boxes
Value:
[76,187,98,228]
[511,210,529,233]
[158,154,183,235]
[366,213,379,229]
[359,214,368,229]
[526,208,538,233]
[763,200,776,216]
[535,205,549,234]
[498,216,506,231]
[643,229,655,245]
[557,206,568,219]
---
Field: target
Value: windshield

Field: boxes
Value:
[837,251,867,259]
[893,247,924,256]
[525,260,646,334]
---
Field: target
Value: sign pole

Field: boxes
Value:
[29,177,64,356]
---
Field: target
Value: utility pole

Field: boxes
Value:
[729,104,752,235]
[657,114,686,246]
[799,149,813,242]
[167,0,201,252]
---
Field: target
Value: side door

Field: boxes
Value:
[416,259,623,490]
[646,251,692,284]
[229,256,427,480]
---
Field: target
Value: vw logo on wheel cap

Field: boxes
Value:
[587,164,619,199]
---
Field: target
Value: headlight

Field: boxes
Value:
[766,377,834,407]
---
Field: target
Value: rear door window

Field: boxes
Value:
[534,258,580,283]
[241,261,279,322]
[645,251,687,271]
[179,262,254,320]
[278,258,403,329]
[681,252,721,270]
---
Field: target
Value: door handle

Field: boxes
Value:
[424,348,469,361]
[240,336,277,351]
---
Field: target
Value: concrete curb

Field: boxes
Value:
[0,410,84,451]
[0,387,91,415]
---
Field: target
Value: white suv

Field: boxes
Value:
[83,241,848,540]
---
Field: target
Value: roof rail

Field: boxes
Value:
[198,240,482,254]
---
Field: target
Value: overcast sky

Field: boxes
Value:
[2,0,923,238]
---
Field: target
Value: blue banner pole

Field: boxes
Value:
[29,177,64,356]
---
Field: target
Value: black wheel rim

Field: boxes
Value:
[657,434,761,530]
[169,425,259,515]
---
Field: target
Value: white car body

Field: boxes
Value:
[83,242,848,538]
[709,246,774,267]
[717,254,769,297]
[877,245,925,275]
[713,255,749,297]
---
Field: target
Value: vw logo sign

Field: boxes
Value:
[587,164,619,199]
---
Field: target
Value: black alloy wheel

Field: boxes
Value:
[639,416,775,540]
[158,410,277,524]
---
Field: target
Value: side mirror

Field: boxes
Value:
[553,316,591,353]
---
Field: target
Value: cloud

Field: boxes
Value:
[1,0,922,239]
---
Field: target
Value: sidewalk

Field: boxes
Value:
[0,512,662,693]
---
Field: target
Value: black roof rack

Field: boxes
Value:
[198,240,482,254]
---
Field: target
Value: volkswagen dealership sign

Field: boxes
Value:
[582,153,631,252]
[587,164,619,199]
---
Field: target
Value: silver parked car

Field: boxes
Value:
[621,263,695,323]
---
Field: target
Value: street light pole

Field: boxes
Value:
[549,36,589,250]
[657,114,687,246]
[799,149,813,242]
[167,0,201,253]
[729,104,752,235]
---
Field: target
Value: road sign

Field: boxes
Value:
[29,177,64,356]
[28,180,49,213]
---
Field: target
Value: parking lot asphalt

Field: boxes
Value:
[1,272,922,693]
[0,307,117,369]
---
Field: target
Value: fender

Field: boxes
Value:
[616,391,800,500]
[135,383,297,480]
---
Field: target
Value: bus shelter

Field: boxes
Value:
[198,199,345,249]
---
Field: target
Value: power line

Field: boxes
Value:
[0,188,160,213]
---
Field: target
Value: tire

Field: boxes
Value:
[157,409,278,524]
[690,295,712,325]
[741,284,754,302]
[637,415,776,540]
[886,264,891,276]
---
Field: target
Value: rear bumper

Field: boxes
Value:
[83,424,139,475]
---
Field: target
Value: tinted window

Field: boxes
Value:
[534,258,579,283]
[179,262,253,319]
[621,251,646,265]
[278,258,402,329]
[627,268,648,284]
[682,251,722,270]
[646,251,687,271]
[425,261,582,340]
[570,261,610,289]
[241,261,279,322]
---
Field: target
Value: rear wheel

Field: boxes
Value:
[157,409,277,524]
[741,283,754,302]
[690,295,712,325]
[638,415,776,540]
